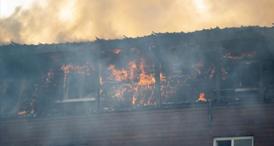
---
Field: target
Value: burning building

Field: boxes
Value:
[0,26,274,146]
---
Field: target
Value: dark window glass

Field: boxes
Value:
[217,140,231,146]
[234,139,252,146]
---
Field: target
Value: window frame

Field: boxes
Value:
[213,136,254,146]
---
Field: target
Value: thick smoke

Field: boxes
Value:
[0,0,274,44]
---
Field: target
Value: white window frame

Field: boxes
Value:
[213,136,254,146]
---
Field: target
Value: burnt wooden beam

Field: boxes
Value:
[149,37,162,107]
[154,61,162,107]
[94,44,103,112]
[215,48,222,102]
[258,61,265,100]
[96,63,102,112]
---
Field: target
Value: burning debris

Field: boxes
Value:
[11,44,265,115]
[106,59,157,106]
[108,64,129,81]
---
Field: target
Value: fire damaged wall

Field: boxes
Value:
[0,26,274,119]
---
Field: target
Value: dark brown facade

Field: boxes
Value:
[1,103,274,146]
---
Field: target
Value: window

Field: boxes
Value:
[214,136,253,146]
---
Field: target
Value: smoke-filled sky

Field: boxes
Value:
[0,0,274,44]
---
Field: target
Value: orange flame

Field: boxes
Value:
[108,65,128,81]
[138,73,156,86]
[138,60,155,86]
[108,59,157,105]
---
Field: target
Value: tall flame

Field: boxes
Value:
[108,59,157,105]
[108,65,128,81]
[138,60,156,86]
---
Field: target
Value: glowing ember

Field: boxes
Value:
[197,92,207,102]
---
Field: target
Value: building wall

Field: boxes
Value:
[1,103,274,146]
